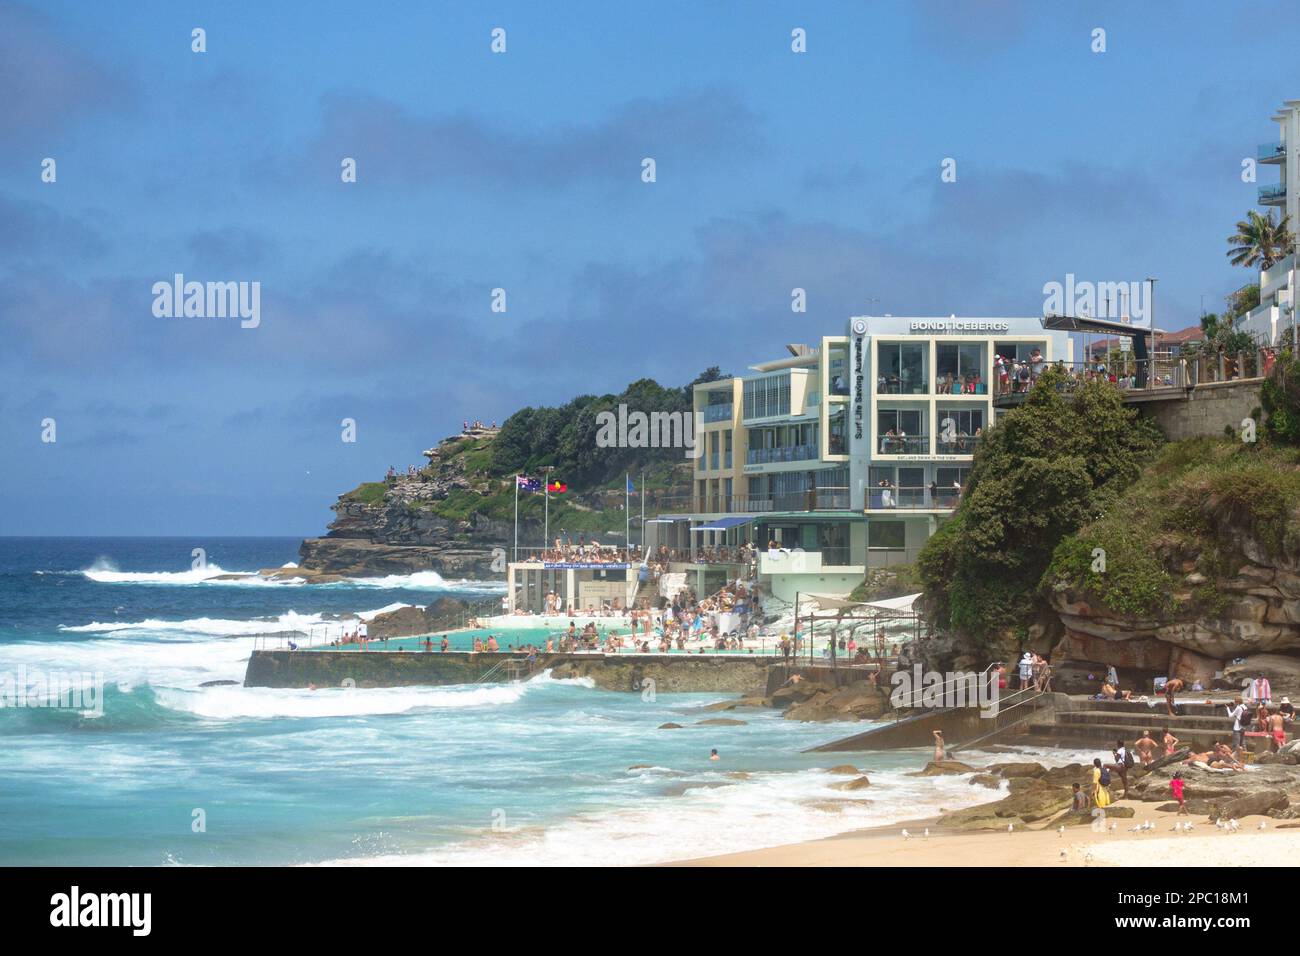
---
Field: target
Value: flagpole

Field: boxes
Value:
[639,468,645,556]
[544,473,550,551]
[625,472,630,560]
[513,474,519,564]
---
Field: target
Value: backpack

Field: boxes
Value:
[1100,767,1112,786]
[1123,750,1135,769]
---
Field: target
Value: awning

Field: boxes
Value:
[691,516,756,531]
[798,592,921,613]
[646,516,691,523]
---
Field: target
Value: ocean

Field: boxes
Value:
[0,536,1001,866]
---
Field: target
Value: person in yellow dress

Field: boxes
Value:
[1091,758,1112,808]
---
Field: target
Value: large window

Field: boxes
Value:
[877,407,927,454]
[828,407,848,455]
[936,406,984,453]
[827,344,850,395]
[934,466,971,507]
[868,520,906,550]
[743,374,792,420]
[935,342,987,394]
[877,342,927,394]
[994,341,1047,362]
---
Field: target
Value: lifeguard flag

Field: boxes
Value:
[516,476,542,492]
[547,480,568,493]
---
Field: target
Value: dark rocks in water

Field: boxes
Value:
[829,775,871,791]
[198,680,241,687]
[827,765,861,776]
[912,760,977,776]
[779,681,891,722]
[658,723,683,730]
[627,764,653,771]
[702,696,770,711]
[367,597,470,639]
[695,718,747,726]
[982,761,1046,778]
[969,774,1003,789]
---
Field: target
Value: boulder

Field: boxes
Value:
[1208,788,1290,821]
[658,723,683,730]
[830,776,872,791]
[770,682,825,706]
[984,762,1046,778]
[827,765,862,776]
[695,718,747,726]
[969,774,1003,790]
[911,760,978,776]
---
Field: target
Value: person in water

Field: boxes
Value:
[709,749,720,761]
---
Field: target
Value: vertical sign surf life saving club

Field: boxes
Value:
[852,318,866,444]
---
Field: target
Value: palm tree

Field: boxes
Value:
[1226,209,1294,270]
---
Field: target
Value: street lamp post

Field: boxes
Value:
[1147,277,1158,388]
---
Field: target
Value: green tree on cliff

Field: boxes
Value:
[916,369,1164,644]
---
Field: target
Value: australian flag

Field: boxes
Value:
[516,475,542,492]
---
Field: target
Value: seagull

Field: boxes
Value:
[1058,825,1065,837]
[923,828,930,839]
[1007,823,1014,833]
[1084,850,1094,864]
[1109,822,1117,832]
[1258,821,1267,831]
[901,828,911,839]
[1229,818,1240,832]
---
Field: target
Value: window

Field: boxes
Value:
[743,374,791,419]
[877,407,927,454]
[827,345,850,395]
[868,520,906,550]
[935,342,987,394]
[994,341,1047,363]
[723,431,733,468]
[936,406,984,453]
[934,466,970,507]
[877,343,927,394]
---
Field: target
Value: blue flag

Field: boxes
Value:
[626,475,635,493]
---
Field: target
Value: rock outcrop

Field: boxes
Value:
[365,598,471,638]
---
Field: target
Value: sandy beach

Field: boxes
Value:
[678,799,1300,866]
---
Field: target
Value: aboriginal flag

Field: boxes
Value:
[547,480,568,494]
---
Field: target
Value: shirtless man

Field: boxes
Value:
[1134,730,1158,766]
[1212,741,1246,771]
[1164,677,1185,716]
[933,730,946,764]
[1268,708,1287,752]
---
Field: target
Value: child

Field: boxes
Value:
[1071,782,1088,814]
[1170,772,1187,815]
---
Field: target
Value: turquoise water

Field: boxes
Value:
[0,537,999,866]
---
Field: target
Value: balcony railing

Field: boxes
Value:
[702,403,734,423]
[655,488,851,515]
[877,435,929,455]
[876,378,928,395]
[933,379,989,396]
[1259,141,1287,163]
[866,487,961,510]
[1259,182,1288,204]
[935,436,983,455]
[747,443,818,465]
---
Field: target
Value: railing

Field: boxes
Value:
[876,379,928,395]
[993,357,1188,398]
[877,435,929,455]
[654,487,850,515]
[1259,182,1288,203]
[933,380,989,396]
[947,685,1048,753]
[702,403,734,423]
[747,444,818,465]
[1258,141,1287,162]
[935,436,983,455]
[866,487,960,510]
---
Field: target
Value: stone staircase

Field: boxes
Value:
[1016,697,1270,753]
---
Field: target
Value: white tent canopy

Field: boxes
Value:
[797,592,921,614]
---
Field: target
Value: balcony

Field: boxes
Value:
[866,486,960,510]
[935,436,983,456]
[747,444,818,465]
[1259,182,1288,206]
[877,435,929,455]
[656,487,850,515]
[876,377,928,396]
[702,403,734,424]
[1259,142,1287,164]
[759,547,861,575]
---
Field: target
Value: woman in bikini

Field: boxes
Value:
[1162,727,1179,757]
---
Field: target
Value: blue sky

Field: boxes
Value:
[2,0,1296,535]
